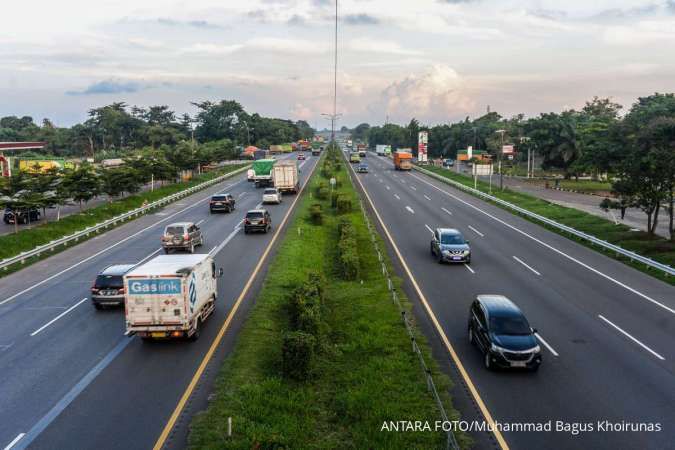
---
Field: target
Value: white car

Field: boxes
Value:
[262,188,282,204]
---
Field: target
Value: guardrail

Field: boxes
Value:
[0,165,250,272]
[413,165,675,277]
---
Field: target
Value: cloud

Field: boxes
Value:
[287,14,306,26]
[290,102,313,120]
[182,43,244,55]
[66,79,145,96]
[348,38,421,55]
[343,14,379,25]
[155,18,222,29]
[369,64,475,122]
[603,19,675,45]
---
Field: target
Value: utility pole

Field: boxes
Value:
[495,129,506,190]
[332,0,338,142]
[520,136,531,178]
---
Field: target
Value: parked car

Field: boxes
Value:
[262,188,282,204]
[209,193,235,213]
[297,153,306,160]
[161,222,204,253]
[468,295,542,371]
[90,264,136,309]
[244,209,272,234]
[443,159,455,167]
[430,228,471,263]
[357,162,369,173]
[3,207,40,225]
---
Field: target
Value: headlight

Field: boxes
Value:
[463,250,470,255]
[531,345,541,353]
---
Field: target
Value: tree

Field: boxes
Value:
[61,163,101,210]
[0,171,36,233]
[352,123,370,142]
[99,166,142,201]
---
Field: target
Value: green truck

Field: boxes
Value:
[252,159,276,187]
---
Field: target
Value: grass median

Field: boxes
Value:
[0,164,247,277]
[188,152,467,449]
[421,165,674,285]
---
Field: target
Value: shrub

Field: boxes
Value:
[282,331,316,380]
[309,203,323,225]
[331,191,339,208]
[337,219,359,280]
[336,195,352,214]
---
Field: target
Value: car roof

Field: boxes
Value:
[212,193,230,197]
[247,209,268,213]
[436,228,461,235]
[476,295,523,318]
[165,222,192,228]
[100,264,136,275]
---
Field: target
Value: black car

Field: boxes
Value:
[430,228,471,263]
[244,209,272,234]
[3,207,40,225]
[468,295,541,371]
[90,264,136,309]
[209,193,236,213]
[357,163,369,173]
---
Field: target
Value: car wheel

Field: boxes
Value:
[164,248,170,254]
[484,352,493,370]
[437,252,444,264]
[244,228,249,234]
[430,244,435,256]
[468,326,475,345]
[94,303,103,310]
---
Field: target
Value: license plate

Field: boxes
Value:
[215,202,222,205]
[151,332,166,338]
[511,361,526,368]
[452,256,462,261]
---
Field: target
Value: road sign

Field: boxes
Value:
[502,144,514,154]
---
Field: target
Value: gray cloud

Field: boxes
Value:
[528,9,568,21]
[288,14,305,26]
[155,18,222,29]
[439,0,481,4]
[592,3,660,20]
[66,80,145,96]
[344,14,379,25]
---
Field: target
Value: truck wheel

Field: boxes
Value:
[189,243,195,253]
[164,248,170,254]
[94,303,103,310]
[190,320,201,341]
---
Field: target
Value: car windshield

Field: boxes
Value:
[165,226,185,235]
[490,316,531,335]
[440,233,465,245]
[264,189,277,194]
[95,275,124,288]
[247,212,264,219]
[212,195,227,201]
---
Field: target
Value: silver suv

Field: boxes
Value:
[430,228,471,264]
[161,222,204,253]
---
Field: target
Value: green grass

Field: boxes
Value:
[0,164,247,276]
[555,179,612,193]
[188,155,468,449]
[422,166,674,286]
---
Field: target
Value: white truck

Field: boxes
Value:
[272,160,300,193]
[124,254,221,341]
[376,144,391,156]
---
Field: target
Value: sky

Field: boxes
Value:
[1,0,674,128]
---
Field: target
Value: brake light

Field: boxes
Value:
[183,233,189,240]
[244,218,250,224]
[119,288,125,294]
[91,286,99,292]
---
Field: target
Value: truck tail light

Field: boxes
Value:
[244,218,250,224]
[183,233,189,240]
[91,286,99,293]
[118,288,125,294]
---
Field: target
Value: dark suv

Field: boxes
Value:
[3,207,40,225]
[430,228,471,264]
[468,295,541,371]
[91,264,136,309]
[244,209,271,234]
[209,193,236,213]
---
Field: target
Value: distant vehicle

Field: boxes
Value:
[262,187,282,204]
[3,207,40,225]
[468,295,542,371]
[252,159,276,187]
[91,264,136,309]
[376,144,391,156]
[297,153,306,160]
[272,160,299,193]
[124,254,222,341]
[430,228,471,264]
[253,149,270,160]
[357,143,367,157]
[357,162,369,173]
[209,193,235,213]
[393,151,413,170]
[244,209,272,234]
[161,222,204,254]
[443,159,455,167]
[311,148,321,156]
[247,169,255,182]
[349,152,361,163]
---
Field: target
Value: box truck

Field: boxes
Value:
[273,160,299,193]
[124,254,221,340]
[376,145,391,156]
[252,159,276,187]
[393,151,413,170]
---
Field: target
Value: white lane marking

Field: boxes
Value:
[442,207,452,215]
[535,333,559,357]
[136,248,161,266]
[3,433,25,450]
[410,185,416,190]
[406,206,415,215]
[196,219,205,226]
[209,227,241,256]
[464,264,475,274]
[394,194,401,200]
[424,195,431,201]
[386,185,391,191]
[424,224,434,233]
[256,202,263,209]
[468,225,484,237]
[30,298,88,337]
[298,160,307,169]
[401,179,406,184]
[513,256,541,276]
[598,315,665,361]
[0,179,245,306]
[410,172,675,316]
[238,192,247,199]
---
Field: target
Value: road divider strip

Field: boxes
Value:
[512,256,541,276]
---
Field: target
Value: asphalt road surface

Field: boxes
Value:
[0,152,318,450]
[349,152,674,450]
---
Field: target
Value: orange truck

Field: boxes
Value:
[393,151,413,170]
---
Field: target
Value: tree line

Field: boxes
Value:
[349,93,675,239]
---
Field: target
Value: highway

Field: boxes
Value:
[349,152,674,450]
[0,152,319,450]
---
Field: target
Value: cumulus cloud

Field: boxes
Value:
[66,79,145,96]
[290,102,313,120]
[369,65,475,122]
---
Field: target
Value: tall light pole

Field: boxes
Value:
[495,129,506,190]
[332,0,338,143]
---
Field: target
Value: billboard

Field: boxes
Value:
[502,144,514,154]
[418,131,428,163]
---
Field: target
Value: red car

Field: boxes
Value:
[297,153,306,160]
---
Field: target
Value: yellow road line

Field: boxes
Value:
[153,158,319,450]
[347,160,510,450]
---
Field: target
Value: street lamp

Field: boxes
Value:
[495,129,506,190]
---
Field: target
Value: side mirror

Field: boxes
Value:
[465,240,470,244]
[531,327,538,334]
[218,268,224,277]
